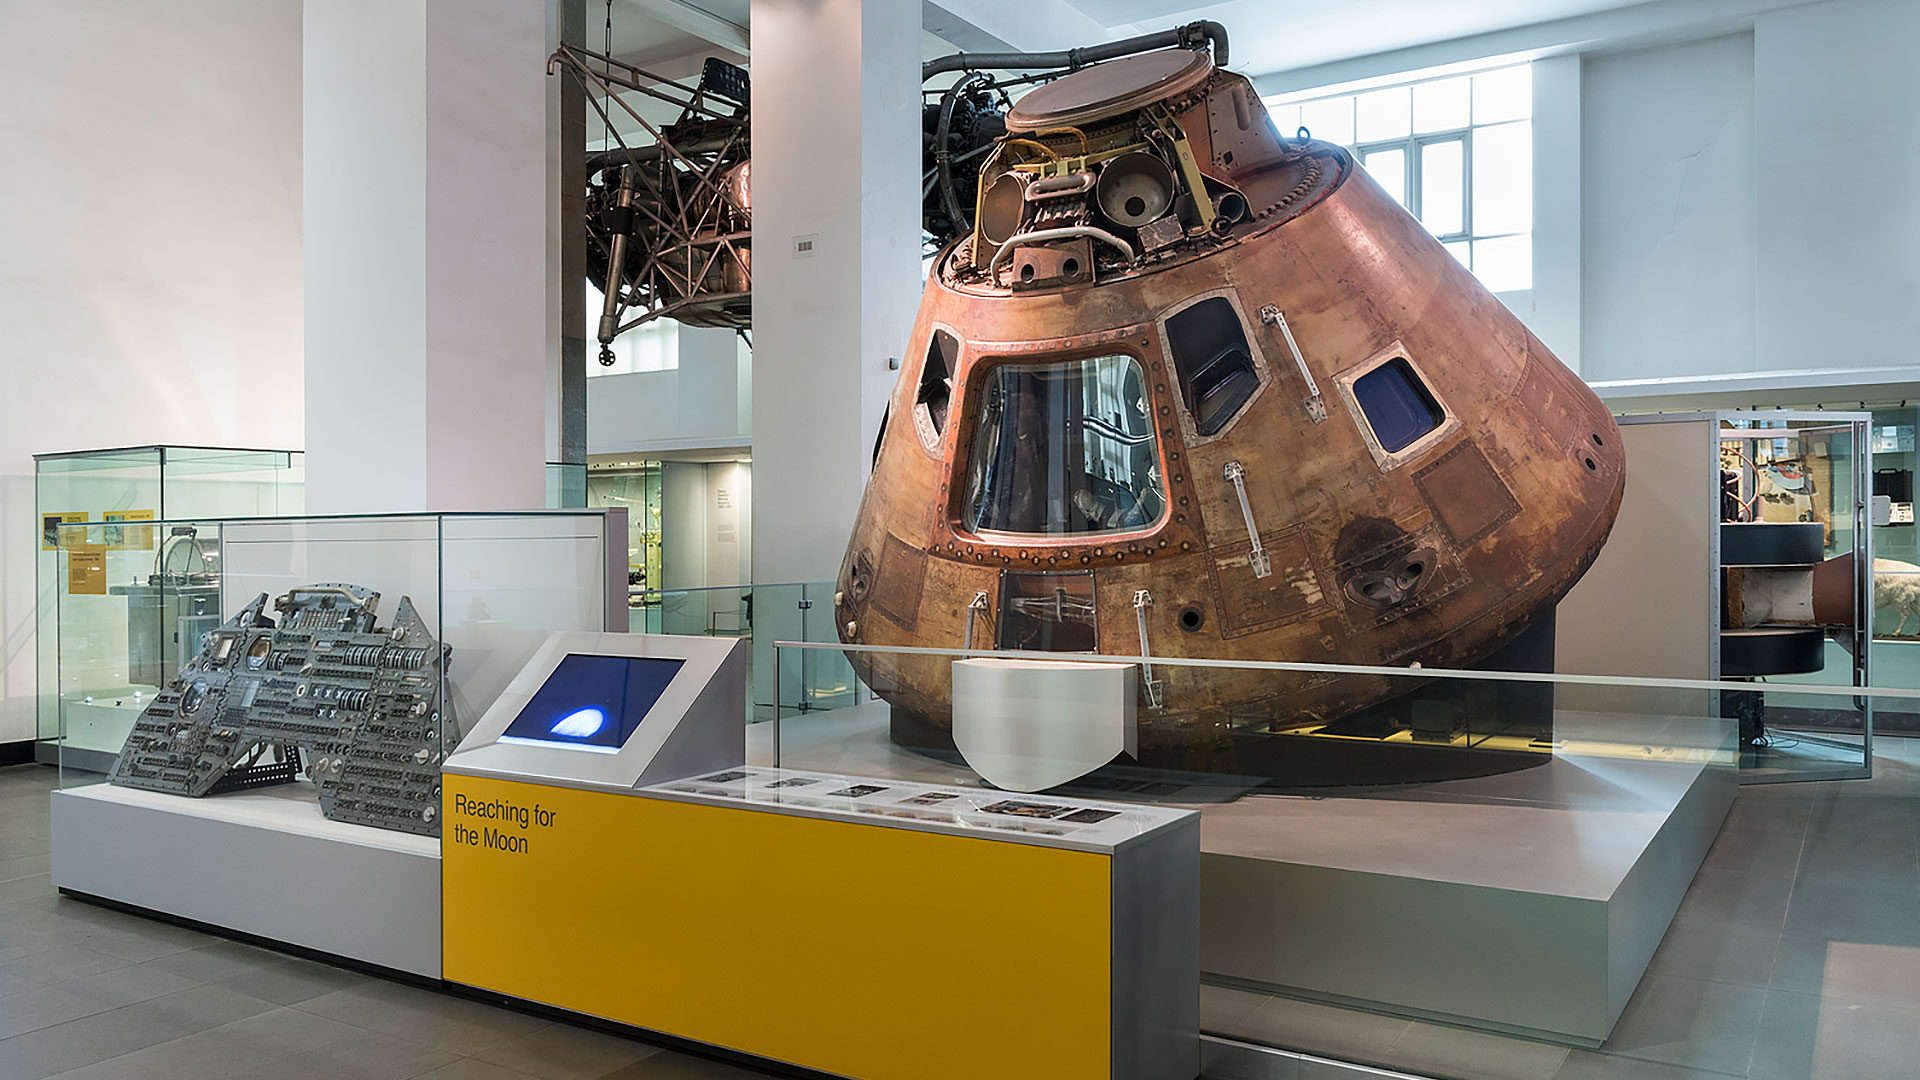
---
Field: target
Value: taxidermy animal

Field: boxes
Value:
[1874,558,1920,636]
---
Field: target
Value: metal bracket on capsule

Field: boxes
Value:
[1259,304,1326,424]
[1224,460,1273,579]
[1133,589,1163,708]
[962,591,991,652]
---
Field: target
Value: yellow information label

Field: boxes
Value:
[102,509,155,551]
[443,774,1113,1080]
[67,545,107,595]
[41,512,87,551]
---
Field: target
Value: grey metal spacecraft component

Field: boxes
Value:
[108,584,456,836]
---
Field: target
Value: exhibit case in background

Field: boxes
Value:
[1557,412,1877,783]
[34,446,306,760]
[766,639,1918,1047]
[46,510,628,978]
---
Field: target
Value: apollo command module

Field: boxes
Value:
[835,41,1625,776]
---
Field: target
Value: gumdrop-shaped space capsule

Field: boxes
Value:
[837,48,1624,782]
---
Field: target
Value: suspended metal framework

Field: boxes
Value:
[548,21,1233,359]
[549,45,753,362]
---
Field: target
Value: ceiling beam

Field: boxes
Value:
[922,0,1110,55]
[631,0,749,57]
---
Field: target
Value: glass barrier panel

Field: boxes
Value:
[162,448,307,518]
[759,643,1920,801]
[438,512,615,725]
[758,584,857,719]
[546,462,588,509]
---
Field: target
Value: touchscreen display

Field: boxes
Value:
[498,654,686,753]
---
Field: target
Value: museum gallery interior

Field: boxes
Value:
[2,1,1918,1079]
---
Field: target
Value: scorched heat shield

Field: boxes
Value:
[836,47,1624,769]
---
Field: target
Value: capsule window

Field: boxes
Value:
[1166,297,1259,437]
[918,330,958,437]
[1352,358,1443,453]
[960,354,1165,537]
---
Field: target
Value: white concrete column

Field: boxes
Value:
[1530,53,1581,374]
[303,0,549,513]
[748,0,922,586]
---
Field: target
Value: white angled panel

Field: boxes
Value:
[951,658,1136,793]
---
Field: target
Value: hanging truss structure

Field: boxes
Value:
[548,21,1232,361]
[550,45,752,362]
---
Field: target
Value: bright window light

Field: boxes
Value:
[1355,86,1411,142]
[1472,65,1532,125]
[1472,121,1532,237]
[1300,96,1355,147]
[1420,140,1465,236]
[586,285,680,376]
[1361,147,1407,207]
[1413,76,1471,134]
[1267,63,1533,292]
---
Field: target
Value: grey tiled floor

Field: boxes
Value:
[9,744,1917,1080]
[1202,736,1920,1080]
[0,764,779,1080]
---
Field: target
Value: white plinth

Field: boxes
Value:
[1199,744,1735,1045]
[951,658,1138,792]
[50,783,442,978]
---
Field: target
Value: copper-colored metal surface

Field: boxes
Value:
[839,51,1625,756]
[1005,49,1214,131]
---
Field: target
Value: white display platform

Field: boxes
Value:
[775,700,1735,1046]
[1200,740,1733,1045]
[50,782,442,978]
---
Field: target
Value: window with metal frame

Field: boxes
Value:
[1164,297,1260,437]
[918,330,958,439]
[960,354,1166,536]
[1352,358,1444,454]
[1265,65,1532,293]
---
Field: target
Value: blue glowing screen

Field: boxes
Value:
[500,654,686,751]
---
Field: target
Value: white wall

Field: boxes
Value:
[1254,0,1917,401]
[586,327,751,455]
[1581,32,1758,383]
[1753,0,1920,374]
[1577,0,1920,391]
[0,1,305,744]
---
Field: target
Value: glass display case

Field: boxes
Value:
[1617,400,1920,714]
[49,511,626,803]
[1714,413,1874,782]
[1858,405,1920,746]
[587,461,662,600]
[35,446,306,758]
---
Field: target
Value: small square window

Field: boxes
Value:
[1353,358,1443,453]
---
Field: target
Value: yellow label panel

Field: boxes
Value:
[42,512,86,551]
[444,775,1112,1080]
[67,545,107,595]
[102,509,155,551]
